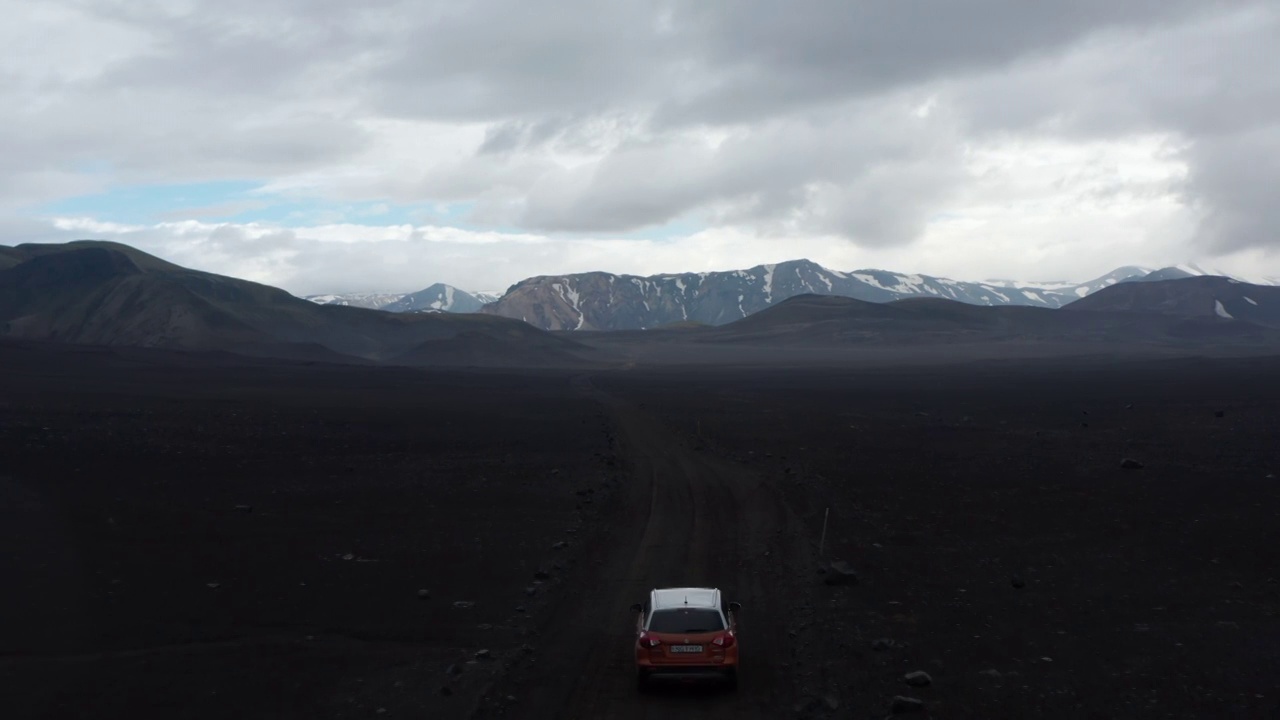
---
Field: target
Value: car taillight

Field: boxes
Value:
[712,632,736,648]
[638,632,661,648]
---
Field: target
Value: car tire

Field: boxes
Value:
[636,669,650,693]
[724,668,738,691]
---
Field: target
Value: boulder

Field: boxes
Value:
[890,696,924,714]
[823,561,859,586]
[904,671,932,687]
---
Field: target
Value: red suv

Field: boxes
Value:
[631,587,740,690]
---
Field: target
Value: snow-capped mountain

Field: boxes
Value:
[1137,263,1280,286]
[985,266,1153,302]
[305,285,494,313]
[479,260,1280,332]
[305,262,1280,330]
[480,259,1095,331]
[383,284,487,313]
[303,293,406,310]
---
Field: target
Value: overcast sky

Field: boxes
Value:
[4,1,1280,294]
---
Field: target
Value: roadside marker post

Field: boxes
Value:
[819,507,829,557]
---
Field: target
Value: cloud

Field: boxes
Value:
[1,0,1279,284]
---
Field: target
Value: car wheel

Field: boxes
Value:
[636,669,650,693]
[724,668,738,691]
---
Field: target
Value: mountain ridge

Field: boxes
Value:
[478,259,1270,331]
[0,241,589,366]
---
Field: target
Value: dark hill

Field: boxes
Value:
[1065,276,1280,328]
[680,292,1280,346]
[0,241,590,365]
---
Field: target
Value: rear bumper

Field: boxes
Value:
[639,665,736,681]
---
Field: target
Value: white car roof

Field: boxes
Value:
[650,587,720,610]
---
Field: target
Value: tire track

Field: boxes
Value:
[502,376,816,719]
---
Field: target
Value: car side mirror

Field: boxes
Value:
[728,601,741,612]
[630,603,643,613]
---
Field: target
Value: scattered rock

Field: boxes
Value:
[440,686,453,697]
[524,586,538,597]
[342,553,355,561]
[823,560,859,586]
[1214,410,1225,418]
[477,623,493,631]
[475,649,491,660]
[1011,576,1026,589]
[979,668,1002,679]
[904,671,932,687]
[452,601,475,610]
[534,569,551,580]
[515,605,527,613]
[890,695,924,714]
[1120,458,1144,470]
[417,589,430,600]
[375,708,386,715]
[791,697,819,714]
[519,643,534,655]
[446,663,462,675]
[872,638,896,652]
[552,541,568,550]
[206,582,221,589]
[234,504,253,512]
[823,693,839,710]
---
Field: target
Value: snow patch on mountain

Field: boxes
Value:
[304,293,406,309]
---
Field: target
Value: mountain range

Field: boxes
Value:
[576,276,1280,361]
[304,259,1279,333]
[476,260,1279,332]
[5,241,1280,366]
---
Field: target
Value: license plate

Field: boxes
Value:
[669,645,703,653]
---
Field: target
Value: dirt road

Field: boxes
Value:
[475,376,820,718]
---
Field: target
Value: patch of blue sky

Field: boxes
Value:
[604,215,705,241]
[39,180,263,224]
[36,180,448,227]
[37,180,707,240]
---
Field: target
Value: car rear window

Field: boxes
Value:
[647,607,725,633]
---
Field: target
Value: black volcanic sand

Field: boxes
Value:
[3,341,1279,719]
